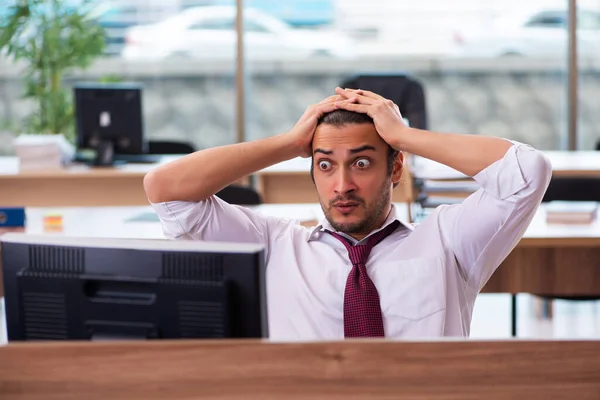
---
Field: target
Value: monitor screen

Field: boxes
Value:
[74,83,146,156]
[1,233,268,341]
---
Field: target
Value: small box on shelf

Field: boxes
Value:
[545,201,599,225]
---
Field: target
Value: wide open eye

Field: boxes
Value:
[354,158,371,169]
[318,160,332,171]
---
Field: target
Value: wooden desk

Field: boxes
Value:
[4,203,598,297]
[484,206,600,295]
[545,151,600,177]
[1,339,599,399]
[0,157,180,207]
[2,151,599,207]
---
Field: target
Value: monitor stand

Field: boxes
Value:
[92,140,125,167]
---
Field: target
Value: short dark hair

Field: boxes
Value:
[311,110,400,186]
[317,109,374,127]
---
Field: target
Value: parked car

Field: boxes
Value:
[452,7,600,58]
[180,0,335,27]
[0,0,173,57]
[89,2,194,56]
[121,6,354,61]
[87,3,141,56]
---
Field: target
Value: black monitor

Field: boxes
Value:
[0,233,268,341]
[74,83,154,166]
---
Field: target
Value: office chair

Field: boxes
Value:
[596,139,600,151]
[216,185,262,205]
[510,176,600,337]
[148,140,196,155]
[340,73,428,129]
[543,177,600,202]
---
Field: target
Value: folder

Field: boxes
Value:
[0,207,26,297]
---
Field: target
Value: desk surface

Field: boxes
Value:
[16,203,600,244]
[1,339,599,399]
[0,156,179,178]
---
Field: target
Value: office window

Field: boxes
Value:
[116,3,239,150]
[0,0,587,153]
[243,0,569,151]
[0,1,239,154]
[577,5,600,150]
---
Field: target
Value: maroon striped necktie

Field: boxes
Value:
[328,220,400,338]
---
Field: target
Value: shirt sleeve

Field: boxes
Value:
[437,141,552,292]
[149,195,287,261]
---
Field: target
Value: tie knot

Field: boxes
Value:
[328,220,400,266]
[347,244,370,265]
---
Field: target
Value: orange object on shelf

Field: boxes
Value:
[43,213,64,232]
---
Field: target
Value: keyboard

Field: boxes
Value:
[73,153,163,165]
[113,154,162,164]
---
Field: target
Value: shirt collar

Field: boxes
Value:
[306,203,414,243]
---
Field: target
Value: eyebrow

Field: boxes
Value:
[313,145,377,156]
[349,145,376,154]
[313,148,333,155]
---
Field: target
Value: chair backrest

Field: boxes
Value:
[148,140,196,155]
[542,177,600,202]
[340,74,428,130]
[216,185,262,205]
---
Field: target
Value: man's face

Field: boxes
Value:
[311,123,403,240]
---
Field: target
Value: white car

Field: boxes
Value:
[121,6,355,61]
[452,7,600,58]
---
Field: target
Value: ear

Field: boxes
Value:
[391,152,404,185]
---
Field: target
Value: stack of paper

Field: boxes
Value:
[545,201,599,224]
[420,179,480,197]
[13,134,75,171]
[411,156,476,210]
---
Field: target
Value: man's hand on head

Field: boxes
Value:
[287,94,356,158]
[333,87,409,151]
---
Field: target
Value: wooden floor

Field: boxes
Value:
[1,294,599,344]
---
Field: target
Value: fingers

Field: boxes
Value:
[335,87,379,105]
[319,94,358,104]
[339,88,364,95]
[335,87,356,100]
[359,90,385,100]
[335,87,385,101]
[315,101,339,115]
[319,94,357,105]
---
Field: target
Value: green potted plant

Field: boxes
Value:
[0,0,106,144]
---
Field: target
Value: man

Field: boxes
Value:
[144,87,552,340]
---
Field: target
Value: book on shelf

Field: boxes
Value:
[545,201,598,224]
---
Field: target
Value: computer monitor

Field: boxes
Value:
[0,233,268,341]
[74,83,147,165]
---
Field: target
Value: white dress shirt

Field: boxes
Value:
[150,142,552,340]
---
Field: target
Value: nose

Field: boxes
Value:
[333,167,357,196]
